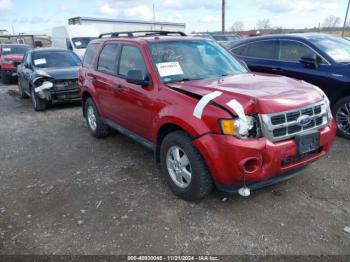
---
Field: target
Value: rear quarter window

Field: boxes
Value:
[83,43,99,68]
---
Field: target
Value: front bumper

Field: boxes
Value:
[37,88,81,103]
[51,88,80,103]
[193,120,336,190]
[1,68,17,78]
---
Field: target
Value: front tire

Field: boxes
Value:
[1,71,11,84]
[31,87,47,111]
[333,96,350,139]
[85,98,110,138]
[18,79,29,98]
[160,130,213,201]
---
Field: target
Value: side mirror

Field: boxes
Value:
[299,53,319,69]
[126,70,150,86]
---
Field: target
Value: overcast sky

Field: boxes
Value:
[0,0,348,35]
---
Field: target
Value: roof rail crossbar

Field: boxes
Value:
[98,31,187,38]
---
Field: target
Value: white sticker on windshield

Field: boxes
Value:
[34,58,47,66]
[75,41,82,46]
[3,48,11,52]
[156,62,183,77]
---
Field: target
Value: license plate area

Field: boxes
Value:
[295,131,320,155]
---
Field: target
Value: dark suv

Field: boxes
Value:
[229,33,350,139]
[78,31,335,201]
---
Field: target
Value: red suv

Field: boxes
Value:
[0,44,31,84]
[78,31,336,201]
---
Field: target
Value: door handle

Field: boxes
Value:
[113,84,124,92]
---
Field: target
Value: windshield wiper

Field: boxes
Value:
[164,77,204,83]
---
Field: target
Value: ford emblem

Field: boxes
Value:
[297,115,312,127]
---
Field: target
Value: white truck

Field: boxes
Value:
[51,25,100,57]
[68,17,186,35]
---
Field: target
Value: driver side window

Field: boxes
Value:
[279,40,325,64]
[118,45,147,77]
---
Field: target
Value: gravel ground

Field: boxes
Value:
[0,83,349,255]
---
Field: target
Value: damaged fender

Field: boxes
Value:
[32,74,54,100]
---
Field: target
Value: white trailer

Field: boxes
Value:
[68,17,186,35]
[51,25,100,57]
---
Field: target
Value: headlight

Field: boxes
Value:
[324,97,333,121]
[219,115,261,139]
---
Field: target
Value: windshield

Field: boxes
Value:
[72,37,97,49]
[2,45,30,55]
[310,35,350,63]
[149,40,247,83]
[32,51,81,68]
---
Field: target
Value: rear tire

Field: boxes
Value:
[31,87,47,111]
[333,96,350,139]
[85,98,110,138]
[160,130,213,201]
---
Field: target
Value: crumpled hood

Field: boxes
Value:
[2,54,24,61]
[35,67,79,80]
[168,73,325,114]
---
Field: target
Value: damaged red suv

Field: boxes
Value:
[78,31,336,201]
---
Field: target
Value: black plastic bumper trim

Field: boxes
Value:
[215,166,308,194]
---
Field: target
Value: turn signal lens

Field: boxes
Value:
[220,119,236,135]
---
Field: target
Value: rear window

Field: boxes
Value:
[241,40,277,59]
[83,43,99,68]
[97,44,119,75]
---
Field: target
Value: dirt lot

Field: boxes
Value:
[0,83,349,255]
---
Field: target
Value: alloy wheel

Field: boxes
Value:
[166,145,192,189]
[87,105,97,131]
[336,102,350,136]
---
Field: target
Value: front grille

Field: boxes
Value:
[260,100,328,142]
[53,79,77,91]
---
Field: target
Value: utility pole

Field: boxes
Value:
[152,4,156,30]
[222,0,225,33]
[342,0,350,37]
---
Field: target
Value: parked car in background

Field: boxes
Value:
[0,44,31,84]
[189,33,215,40]
[78,31,335,201]
[52,25,100,57]
[17,48,81,111]
[210,34,241,48]
[229,33,350,139]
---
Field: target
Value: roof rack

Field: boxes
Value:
[98,31,187,38]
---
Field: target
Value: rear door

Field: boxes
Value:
[90,42,121,120]
[231,40,279,73]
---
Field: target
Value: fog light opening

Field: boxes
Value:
[242,158,261,174]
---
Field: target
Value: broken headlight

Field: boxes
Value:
[219,114,262,139]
